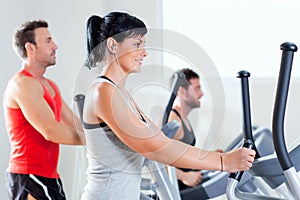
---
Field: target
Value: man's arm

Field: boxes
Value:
[176,168,202,187]
[60,100,85,144]
[13,76,83,145]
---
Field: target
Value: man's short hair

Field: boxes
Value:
[169,68,199,89]
[13,20,48,59]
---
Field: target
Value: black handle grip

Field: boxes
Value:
[237,70,253,139]
[161,72,185,126]
[237,70,260,159]
[272,42,298,170]
[73,94,85,123]
[229,70,257,181]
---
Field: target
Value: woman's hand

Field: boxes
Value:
[222,147,256,172]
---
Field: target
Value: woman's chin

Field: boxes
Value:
[131,66,141,73]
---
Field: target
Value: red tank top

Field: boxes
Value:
[4,70,62,178]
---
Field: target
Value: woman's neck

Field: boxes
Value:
[103,63,128,89]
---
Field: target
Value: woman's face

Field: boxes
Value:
[116,35,147,73]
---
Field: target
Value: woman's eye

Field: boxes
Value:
[134,43,141,48]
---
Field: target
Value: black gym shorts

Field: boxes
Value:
[6,172,66,200]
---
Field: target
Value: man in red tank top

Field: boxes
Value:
[3,19,85,200]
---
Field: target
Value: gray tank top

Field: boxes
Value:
[171,109,195,146]
[81,76,147,200]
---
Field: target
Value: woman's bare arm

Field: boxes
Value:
[91,83,255,172]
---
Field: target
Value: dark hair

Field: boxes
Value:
[169,68,199,89]
[85,12,147,69]
[13,20,48,59]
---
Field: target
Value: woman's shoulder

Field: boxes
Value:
[86,79,125,109]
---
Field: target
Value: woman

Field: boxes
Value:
[81,12,255,200]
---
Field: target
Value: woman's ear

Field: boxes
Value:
[107,38,117,54]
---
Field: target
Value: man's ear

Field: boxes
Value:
[178,86,185,96]
[25,42,34,55]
